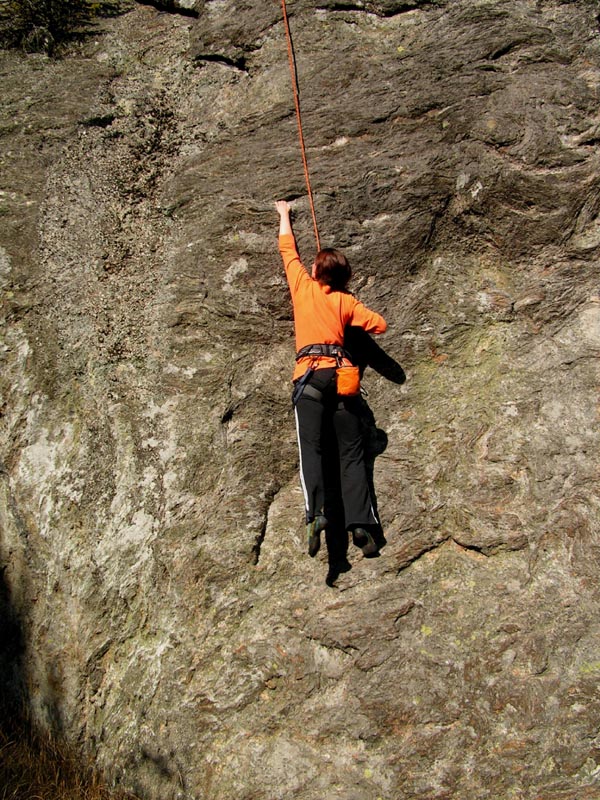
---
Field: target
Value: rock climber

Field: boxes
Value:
[276,200,388,560]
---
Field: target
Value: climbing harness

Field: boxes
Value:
[294,344,361,400]
[296,344,352,362]
[291,366,316,406]
[281,0,321,251]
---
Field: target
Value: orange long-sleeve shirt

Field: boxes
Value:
[279,233,387,380]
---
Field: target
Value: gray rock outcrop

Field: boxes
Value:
[2,1,600,798]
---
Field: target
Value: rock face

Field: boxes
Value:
[2,1,600,797]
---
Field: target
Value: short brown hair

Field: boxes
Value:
[314,248,351,291]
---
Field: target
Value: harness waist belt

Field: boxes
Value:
[296,343,352,362]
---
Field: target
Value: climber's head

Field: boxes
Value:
[313,248,352,291]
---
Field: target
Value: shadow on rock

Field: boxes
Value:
[344,326,406,386]
[323,329,405,587]
[0,565,25,722]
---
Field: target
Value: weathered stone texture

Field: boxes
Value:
[2,1,600,798]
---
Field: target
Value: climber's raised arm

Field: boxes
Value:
[276,200,293,236]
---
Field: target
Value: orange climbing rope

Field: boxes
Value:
[281,0,321,252]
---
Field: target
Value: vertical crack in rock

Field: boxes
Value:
[251,485,281,566]
[220,405,235,425]
[251,516,268,566]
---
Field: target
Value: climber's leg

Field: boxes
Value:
[333,397,379,531]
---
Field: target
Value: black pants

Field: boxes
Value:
[294,368,378,529]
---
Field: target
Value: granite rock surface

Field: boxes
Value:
[2,1,600,798]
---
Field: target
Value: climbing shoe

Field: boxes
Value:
[352,527,379,557]
[307,514,327,558]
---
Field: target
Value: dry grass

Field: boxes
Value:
[0,708,138,800]
[0,0,128,55]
